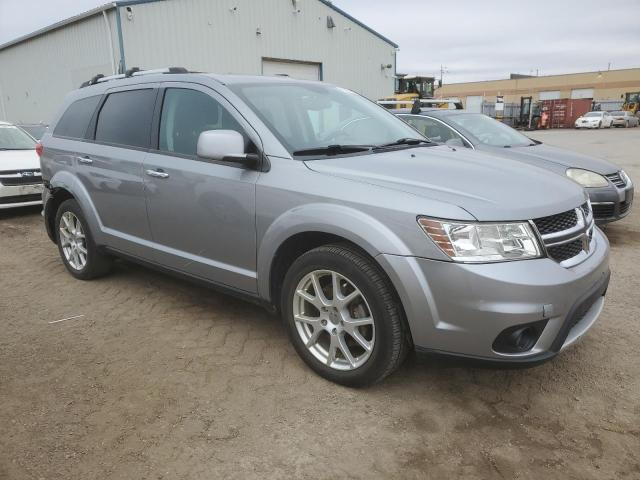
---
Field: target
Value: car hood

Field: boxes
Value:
[480,143,619,175]
[0,149,40,172]
[304,146,586,222]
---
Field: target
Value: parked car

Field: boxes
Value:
[395,108,633,224]
[0,121,44,209]
[574,111,613,129]
[609,111,639,128]
[17,123,49,140]
[40,71,610,386]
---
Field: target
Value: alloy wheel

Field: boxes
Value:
[59,211,87,270]
[293,270,375,371]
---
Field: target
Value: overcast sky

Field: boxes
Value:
[1,0,638,83]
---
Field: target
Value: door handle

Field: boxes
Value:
[145,169,169,179]
[76,156,93,165]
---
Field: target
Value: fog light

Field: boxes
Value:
[493,319,548,354]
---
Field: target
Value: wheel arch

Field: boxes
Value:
[45,171,104,245]
[258,203,414,305]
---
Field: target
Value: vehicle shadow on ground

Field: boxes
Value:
[0,205,42,221]
[110,256,561,393]
[602,222,640,246]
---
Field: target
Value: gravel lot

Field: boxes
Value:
[1,128,639,479]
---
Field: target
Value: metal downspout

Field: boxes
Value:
[114,3,126,73]
[102,10,116,75]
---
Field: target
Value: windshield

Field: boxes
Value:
[585,112,602,117]
[18,125,47,140]
[444,113,533,147]
[0,125,37,150]
[228,82,422,154]
[611,111,625,116]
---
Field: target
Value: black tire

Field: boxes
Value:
[281,243,410,387]
[55,198,112,280]
[598,121,602,128]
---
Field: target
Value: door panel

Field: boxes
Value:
[143,84,260,292]
[143,153,258,290]
[74,85,157,258]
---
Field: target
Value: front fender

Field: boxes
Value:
[257,203,417,300]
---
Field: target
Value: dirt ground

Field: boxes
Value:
[1,128,639,480]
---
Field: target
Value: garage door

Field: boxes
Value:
[571,88,594,99]
[539,90,561,101]
[465,96,483,113]
[262,59,321,81]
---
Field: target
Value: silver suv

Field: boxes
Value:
[40,70,610,386]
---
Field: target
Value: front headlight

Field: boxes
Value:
[566,168,609,188]
[620,170,632,186]
[418,217,542,263]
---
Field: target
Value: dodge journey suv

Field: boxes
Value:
[39,69,610,386]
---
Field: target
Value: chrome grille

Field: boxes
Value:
[605,172,626,188]
[0,170,42,186]
[547,239,584,262]
[533,209,578,235]
[533,202,594,266]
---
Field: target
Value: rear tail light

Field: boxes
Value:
[35,142,43,157]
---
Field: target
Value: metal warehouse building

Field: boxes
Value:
[0,0,398,123]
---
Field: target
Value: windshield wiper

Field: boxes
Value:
[374,138,435,149]
[293,144,374,156]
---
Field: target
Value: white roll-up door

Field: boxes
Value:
[465,96,483,112]
[571,88,594,99]
[262,59,321,81]
[539,90,561,100]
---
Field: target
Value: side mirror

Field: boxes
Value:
[197,130,259,168]
[445,138,464,147]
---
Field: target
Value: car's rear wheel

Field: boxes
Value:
[55,199,111,280]
[281,244,409,387]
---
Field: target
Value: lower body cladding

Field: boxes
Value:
[378,227,610,364]
[588,184,633,224]
[0,183,44,209]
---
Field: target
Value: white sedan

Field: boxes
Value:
[575,111,613,129]
[0,121,44,209]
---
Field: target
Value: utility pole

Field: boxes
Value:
[439,65,447,88]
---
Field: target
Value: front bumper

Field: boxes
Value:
[378,227,610,364]
[575,122,600,129]
[588,183,633,224]
[0,183,44,209]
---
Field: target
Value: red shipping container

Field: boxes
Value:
[541,98,592,128]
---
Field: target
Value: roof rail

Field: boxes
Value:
[80,67,191,88]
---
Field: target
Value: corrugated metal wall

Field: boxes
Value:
[0,11,119,123]
[119,0,396,99]
[0,0,396,124]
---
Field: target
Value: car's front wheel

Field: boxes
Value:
[55,199,112,280]
[281,244,409,387]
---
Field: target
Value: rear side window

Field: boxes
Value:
[95,89,156,148]
[53,95,101,139]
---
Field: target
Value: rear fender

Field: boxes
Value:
[48,171,105,244]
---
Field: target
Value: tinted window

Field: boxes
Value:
[53,96,101,139]
[95,89,156,148]
[159,88,244,156]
